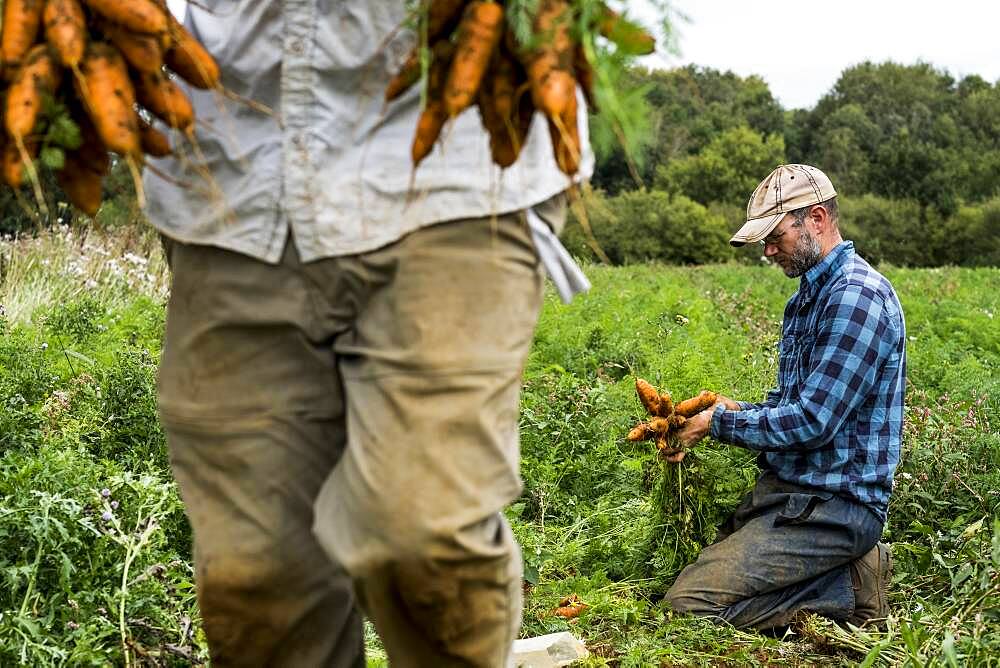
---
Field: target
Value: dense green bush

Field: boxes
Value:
[561,190,734,265]
[840,195,1000,267]
[567,190,1000,268]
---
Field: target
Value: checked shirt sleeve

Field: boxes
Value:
[737,386,781,412]
[712,283,899,451]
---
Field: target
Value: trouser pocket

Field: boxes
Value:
[773,491,834,527]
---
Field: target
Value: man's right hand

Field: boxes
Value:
[663,394,740,463]
[715,394,740,411]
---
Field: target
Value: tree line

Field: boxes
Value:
[564,61,1000,267]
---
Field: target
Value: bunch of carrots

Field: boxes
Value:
[386,0,654,176]
[627,378,718,456]
[0,0,219,216]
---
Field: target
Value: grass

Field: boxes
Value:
[1,226,998,665]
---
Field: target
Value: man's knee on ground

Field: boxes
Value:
[666,572,730,619]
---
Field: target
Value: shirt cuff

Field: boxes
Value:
[710,404,731,441]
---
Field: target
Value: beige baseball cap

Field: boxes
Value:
[730,164,837,247]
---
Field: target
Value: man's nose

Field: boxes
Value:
[764,243,779,257]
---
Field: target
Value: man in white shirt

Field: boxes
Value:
[147,2,592,666]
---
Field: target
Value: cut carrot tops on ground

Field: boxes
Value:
[386,0,656,176]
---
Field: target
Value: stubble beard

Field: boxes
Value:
[779,228,823,278]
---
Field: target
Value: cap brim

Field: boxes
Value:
[729,212,785,247]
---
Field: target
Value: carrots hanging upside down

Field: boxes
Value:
[385,0,656,175]
[0,0,220,215]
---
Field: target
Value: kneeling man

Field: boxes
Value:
[667,164,905,630]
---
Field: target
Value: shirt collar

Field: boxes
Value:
[800,241,854,297]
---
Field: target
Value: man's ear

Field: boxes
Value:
[809,204,831,235]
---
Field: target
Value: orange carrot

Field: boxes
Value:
[2,0,46,66]
[423,0,469,43]
[411,41,454,167]
[1,139,39,187]
[635,378,661,416]
[658,392,674,417]
[80,0,168,35]
[655,432,672,452]
[488,45,535,165]
[99,19,163,74]
[521,0,575,119]
[385,50,420,102]
[58,154,104,215]
[627,422,651,442]
[675,391,719,418]
[477,74,509,166]
[133,70,195,132]
[666,414,687,430]
[72,112,111,174]
[491,47,519,124]
[412,107,447,167]
[43,0,86,68]
[443,1,504,117]
[547,89,579,175]
[138,117,172,157]
[164,15,220,89]
[648,416,675,434]
[75,42,141,156]
[597,5,655,56]
[5,45,62,142]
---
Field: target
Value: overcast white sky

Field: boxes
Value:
[166,1,1000,110]
[643,0,1000,109]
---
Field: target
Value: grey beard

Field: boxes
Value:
[782,229,823,277]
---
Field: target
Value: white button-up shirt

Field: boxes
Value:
[143,1,594,264]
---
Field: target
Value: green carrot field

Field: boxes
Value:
[1,226,998,666]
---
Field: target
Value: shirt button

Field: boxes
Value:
[289,39,305,55]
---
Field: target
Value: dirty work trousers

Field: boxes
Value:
[157,200,562,666]
[666,471,883,630]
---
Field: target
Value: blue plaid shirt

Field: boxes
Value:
[711,241,906,523]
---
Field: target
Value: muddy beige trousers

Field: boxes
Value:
[158,203,560,667]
